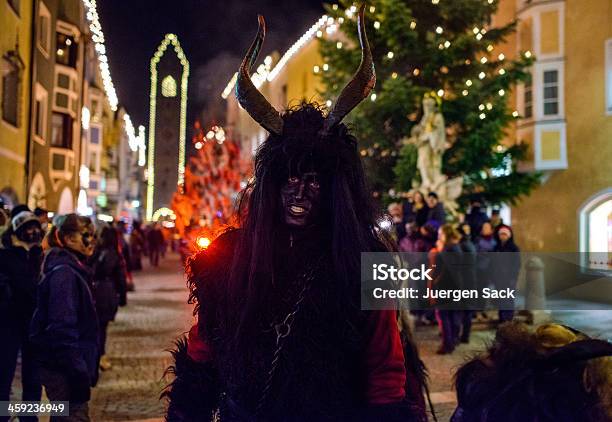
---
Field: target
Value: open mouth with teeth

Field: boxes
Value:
[287,204,309,217]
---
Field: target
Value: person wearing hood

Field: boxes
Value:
[29,214,99,421]
[0,210,44,422]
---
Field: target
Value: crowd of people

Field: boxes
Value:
[388,193,522,354]
[0,203,170,421]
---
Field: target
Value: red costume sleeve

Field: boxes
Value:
[186,323,213,363]
[364,310,406,404]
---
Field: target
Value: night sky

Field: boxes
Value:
[98,0,326,130]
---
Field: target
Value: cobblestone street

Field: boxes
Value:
[90,254,193,421]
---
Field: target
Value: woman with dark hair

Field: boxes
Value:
[163,7,422,422]
[29,214,99,421]
[412,191,429,228]
[91,225,127,371]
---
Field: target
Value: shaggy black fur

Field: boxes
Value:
[161,337,221,421]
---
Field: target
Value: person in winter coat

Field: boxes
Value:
[146,223,164,267]
[29,214,98,421]
[458,223,477,344]
[425,192,446,226]
[0,210,44,422]
[411,191,429,228]
[431,224,463,354]
[493,225,521,323]
[475,221,496,320]
[129,220,145,271]
[91,225,128,371]
[464,197,489,239]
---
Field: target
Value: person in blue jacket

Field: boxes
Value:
[30,214,98,421]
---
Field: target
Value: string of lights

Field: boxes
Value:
[81,0,145,164]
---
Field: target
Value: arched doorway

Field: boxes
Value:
[28,173,47,210]
[57,187,74,214]
[579,188,612,270]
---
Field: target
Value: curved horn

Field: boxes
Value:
[235,15,283,136]
[322,4,376,134]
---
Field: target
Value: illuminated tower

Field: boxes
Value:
[146,34,189,221]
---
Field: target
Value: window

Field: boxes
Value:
[161,75,177,97]
[55,32,77,68]
[1,58,21,127]
[33,83,48,142]
[54,69,78,115]
[51,112,73,148]
[89,151,98,173]
[543,70,559,115]
[91,98,99,120]
[606,39,612,115]
[8,0,20,16]
[37,2,51,56]
[90,126,100,144]
[524,73,533,119]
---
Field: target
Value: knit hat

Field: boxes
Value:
[498,225,512,238]
[11,211,41,233]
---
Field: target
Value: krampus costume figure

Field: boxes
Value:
[163,6,424,422]
[452,322,612,421]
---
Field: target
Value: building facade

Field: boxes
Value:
[115,107,145,222]
[493,0,612,258]
[0,0,33,207]
[27,0,86,214]
[146,34,189,221]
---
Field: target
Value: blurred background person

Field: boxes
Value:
[0,210,44,422]
[387,202,406,241]
[431,224,463,354]
[130,220,146,271]
[399,218,422,253]
[458,223,477,344]
[0,206,9,237]
[33,207,50,233]
[30,214,99,421]
[475,221,496,321]
[412,191,429,228]
[146,223,164,267]
[490,207,503,230]
[91,225,128,371]
[465,196,488,238]
[426,192,446,226]
[493,225,521,323]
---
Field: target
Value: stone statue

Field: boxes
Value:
[402,95,463,216]
[406,96,446,191]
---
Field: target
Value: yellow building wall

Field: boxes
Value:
[282,40,325,106]
[0,1,33,202]
[510,0,612,251]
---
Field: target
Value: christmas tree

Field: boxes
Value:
[319,0,540,207]
[171,121,248,235]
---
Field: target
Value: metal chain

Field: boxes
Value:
[254,262,319,415]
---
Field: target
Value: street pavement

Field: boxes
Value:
[9,252,611,421]
[90,253,194,421]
